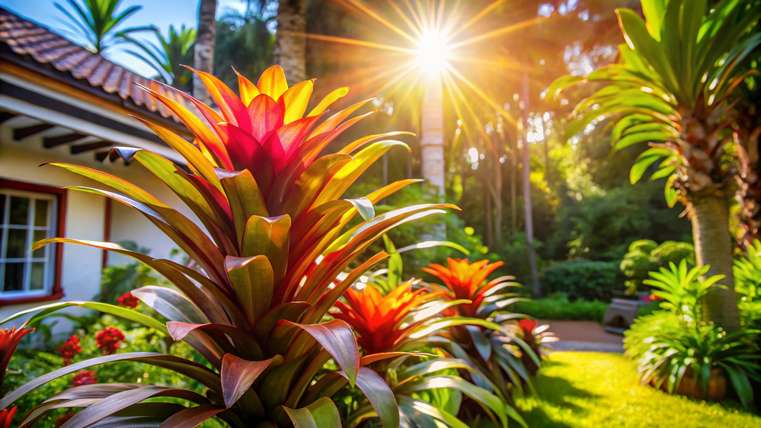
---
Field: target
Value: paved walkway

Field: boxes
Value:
[542,320,624,353]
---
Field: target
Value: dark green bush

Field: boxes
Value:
[513,295,608,321]
[619,239,694,294]
[540,259,622,300]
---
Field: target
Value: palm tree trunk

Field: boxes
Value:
[493,157,503,247]
[687,194,740,330]
[275,0,307,82]
[521,75,540,296]
[193,0,217,104]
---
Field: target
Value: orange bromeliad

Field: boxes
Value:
[331,282,441,354]
[423,258,505,317]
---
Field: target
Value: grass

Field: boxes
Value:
[514,296,608,321]
[516,352,761,428]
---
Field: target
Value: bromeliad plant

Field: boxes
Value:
[330,280,521,427]
[424,259,539,402]
[0,65,453,427]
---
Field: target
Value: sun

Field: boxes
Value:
[414,28,453,75]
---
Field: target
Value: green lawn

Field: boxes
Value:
[516,352,761,428]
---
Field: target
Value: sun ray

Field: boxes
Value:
[301,33,413,54]
[450,0,506,39]
[451,15,547,49]
[448,66,517,128]
[341,0,417,44]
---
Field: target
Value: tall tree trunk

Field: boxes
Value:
[510,137,518,235]
[521,75,540,296]
[193,0,217,104]
[275,0,307,82]
[420,76,446,238]
[484,187,493,248]
[493,156,503,247]
[688,194,740,330]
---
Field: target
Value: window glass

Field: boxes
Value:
[8,196,29,225]
[0,187,58,297]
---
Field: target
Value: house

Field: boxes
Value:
[0,7,193,319]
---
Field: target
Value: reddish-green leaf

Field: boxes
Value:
[221,354,281,408]
[285,320,360,385]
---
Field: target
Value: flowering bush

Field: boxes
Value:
[94,327,125,355]
[71,371,97,387]
[58,336,81,366]
[115,291,139,308]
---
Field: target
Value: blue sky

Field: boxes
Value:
[2,0,249,76]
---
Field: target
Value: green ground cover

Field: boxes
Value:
[516,352,761,428]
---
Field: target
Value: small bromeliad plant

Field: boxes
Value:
[424,259,540,401]
[331,280,520,427]
[0,65,454,427]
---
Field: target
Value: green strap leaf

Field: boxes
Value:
[0,301,167,334]
[282,397,341,428]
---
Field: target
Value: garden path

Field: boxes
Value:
[542,320,623,353]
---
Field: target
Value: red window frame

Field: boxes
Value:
[0,178,67,305]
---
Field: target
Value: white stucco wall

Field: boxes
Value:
[0,126,189,324]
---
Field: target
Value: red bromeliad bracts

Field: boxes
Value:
[423,258,506,317]
[331,282,445,354]
[0,65,453,427]
[0,328,31,388]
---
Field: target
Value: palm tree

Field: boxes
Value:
[54,0,150,53]
[193,0,217,104]
[549,0,761,329]
[124,25,196,90]
[275,0,307,81]
[214,0,276,88]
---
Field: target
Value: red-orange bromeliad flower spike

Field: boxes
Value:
[331,282,441,354]
[423,258,504,317]
[0,327,32,388]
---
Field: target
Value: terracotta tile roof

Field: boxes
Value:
[0,7,184,124]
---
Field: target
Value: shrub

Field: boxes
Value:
[540,259,622,300]
[619,239,694,294]
[513,295,608,322]
[624,260,761,408]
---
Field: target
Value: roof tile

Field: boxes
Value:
[0,7,184,124]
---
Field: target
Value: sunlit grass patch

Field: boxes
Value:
[516,352,761,428]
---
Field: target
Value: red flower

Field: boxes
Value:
[331,282,442,354]
[649,293,662,302]
[59,335,81,365]
[116,291,139,308]
[518,319,538,335]
[0,327,32,387]
[423,258,504,317]
[0,406,16,428]
[72,370,97,386]
[95,327,124,354]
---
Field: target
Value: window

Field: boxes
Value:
[0,179,65,303]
